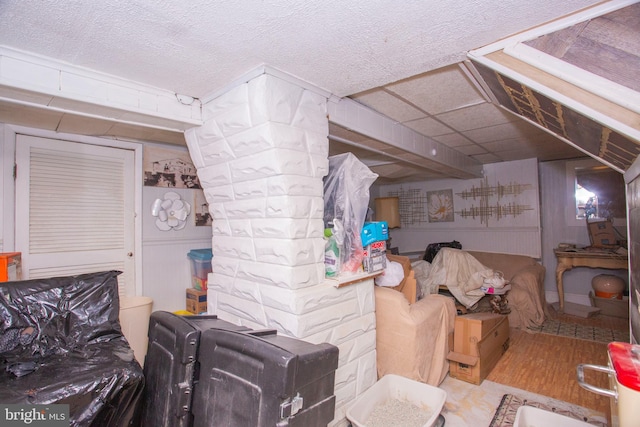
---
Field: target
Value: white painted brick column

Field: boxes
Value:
[184,73,376,426]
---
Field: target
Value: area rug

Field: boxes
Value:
[438,377,607,427]
[529,318,629,343]
[488,394,607,427]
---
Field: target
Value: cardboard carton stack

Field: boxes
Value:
[447,312,510,385]
[186,288,207,314]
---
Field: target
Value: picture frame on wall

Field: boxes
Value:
[194,190,212,227]
[143,145,201,189]
[427,189,454,223]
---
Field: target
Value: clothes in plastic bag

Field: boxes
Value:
[0,270,144,427]
[374,261,405,287]
[323,153,378,272]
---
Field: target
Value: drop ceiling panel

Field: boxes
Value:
[350,89,425,123]
[455,144,488,156]
[385,64,485,114]
[404,116,453,137]
[432,132,473,147]
[435,102,513,131]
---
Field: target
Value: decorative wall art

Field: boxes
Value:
[387,187,426,226]
[384,159,538,229]
[427,189,454,223]
[455,176,533,226]
[151,191,191,231]
[143,146,201,189]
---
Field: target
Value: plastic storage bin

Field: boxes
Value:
[513,406,592,427]
[347,374,446,427]
[188,248,213,290]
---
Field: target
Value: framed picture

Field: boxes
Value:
[194,190,212,226]
[143,145,201,189]
[427,189,454,222]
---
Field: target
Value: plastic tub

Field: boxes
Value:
[119,296,153,366]
[346,374,446,427]
[188,248,213,290]
[513,406,593,427]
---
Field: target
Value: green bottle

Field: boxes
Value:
[324,228,341,277]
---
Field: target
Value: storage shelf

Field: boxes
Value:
[326,270,382,288]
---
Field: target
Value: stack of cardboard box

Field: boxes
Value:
[186,288,207,314]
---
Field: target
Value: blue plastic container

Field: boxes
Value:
[187,248,213,290]
[361,221,389,246]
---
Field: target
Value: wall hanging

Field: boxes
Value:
[151,191,191,231]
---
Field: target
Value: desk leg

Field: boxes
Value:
[555,261,571,313]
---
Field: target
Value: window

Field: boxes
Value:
[566,158,626,226]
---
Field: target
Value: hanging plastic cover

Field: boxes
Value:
[323,153,378,272]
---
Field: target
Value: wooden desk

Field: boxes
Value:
[554,248,628,312]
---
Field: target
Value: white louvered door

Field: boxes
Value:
[15,134,136,296]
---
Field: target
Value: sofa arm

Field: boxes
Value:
[375,287,456,385]
[507,263,547,329]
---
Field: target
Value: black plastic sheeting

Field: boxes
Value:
[0,270,144,426]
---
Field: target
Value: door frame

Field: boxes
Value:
[1,124,144,294]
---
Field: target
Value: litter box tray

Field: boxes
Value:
[346,374,446,427]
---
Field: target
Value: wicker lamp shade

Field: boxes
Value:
[375,197,400,228]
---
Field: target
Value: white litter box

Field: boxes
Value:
[346,374,446,427]
[513,406,593,427]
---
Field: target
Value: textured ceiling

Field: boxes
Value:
[0,0,609,182]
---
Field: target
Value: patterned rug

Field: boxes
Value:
[488,394,607,427]
[529,319,629,343]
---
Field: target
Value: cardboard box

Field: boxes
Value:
[186,288,207,314]
[452,312,506,355]
[587,220,618,247]
[362,240,387,273]
[589,291,629,319]
[448,313,510,385]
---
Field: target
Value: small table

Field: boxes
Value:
[554,248,628,313]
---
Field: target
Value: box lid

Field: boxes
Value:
[188,248,213,260]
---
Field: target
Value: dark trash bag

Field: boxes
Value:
[423,240,462,263]
[0,270,144,427]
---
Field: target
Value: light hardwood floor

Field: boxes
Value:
[485,307,629,414]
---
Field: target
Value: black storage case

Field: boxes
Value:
[140,311,250,427]
[192,328,339,427]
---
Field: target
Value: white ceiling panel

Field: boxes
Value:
[350,90,425,123]
[404,117,454,137]
[435,103,513,132]
[385,65,486,115]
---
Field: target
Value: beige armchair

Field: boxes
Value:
[374,255,456,386]
[467,250,547,329]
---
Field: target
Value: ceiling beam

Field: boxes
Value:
[327,96,483,180]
